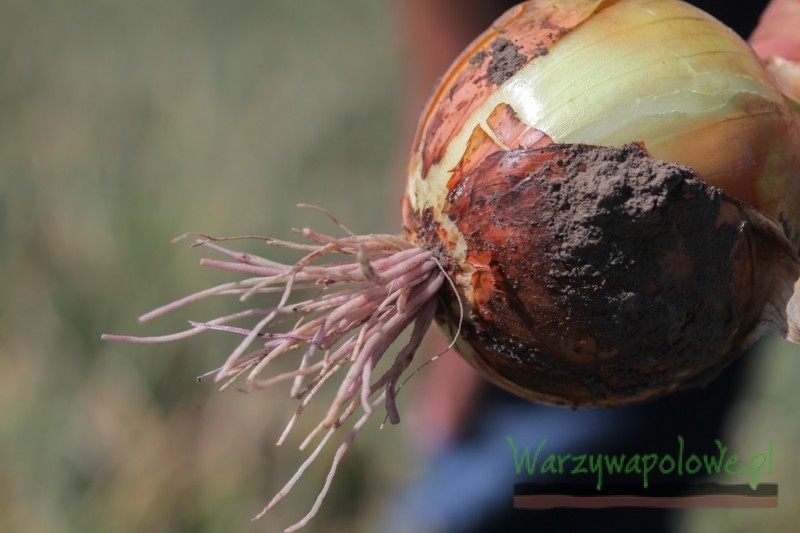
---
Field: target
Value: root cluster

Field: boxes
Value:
[103,213,458,531]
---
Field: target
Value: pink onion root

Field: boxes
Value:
[102,211,459,531]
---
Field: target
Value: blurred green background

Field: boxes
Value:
[0,1,408,531]
[1,1,799,532]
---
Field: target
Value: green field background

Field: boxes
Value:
[1,1,798,532]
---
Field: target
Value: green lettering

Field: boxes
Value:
[685,454,702,475]
[702,440,726,474]
[541,454,559,475]
[625,454,641,475]
[642,454,658,488]
[604,453,626,475]
[768,441,774,475]
[506,436,546,476]
[724,453,744,475]
[557,453,573,474]
[572,454,588,474]
[659,454,675,475]
[749,452,767,489]
[589,454,604,490]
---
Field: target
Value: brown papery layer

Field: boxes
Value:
[432,143,785,406]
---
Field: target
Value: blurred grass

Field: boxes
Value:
[1,1,799,532]
[0,1,409,531]
[681,337,800,533]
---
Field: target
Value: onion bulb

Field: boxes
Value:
[402,0,800,405]
[103,0,800,529]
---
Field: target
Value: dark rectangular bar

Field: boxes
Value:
[513,483,778,509]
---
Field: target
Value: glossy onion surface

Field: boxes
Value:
[403,0,800,406]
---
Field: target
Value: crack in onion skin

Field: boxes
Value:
[402,0,800,406]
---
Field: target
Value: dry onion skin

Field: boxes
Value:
[103,0,800,530]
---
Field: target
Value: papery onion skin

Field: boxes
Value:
[405,0,800,250]
[402,0,800,406]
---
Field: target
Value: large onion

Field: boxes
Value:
[403,0,800,406]
[104,0,800,529]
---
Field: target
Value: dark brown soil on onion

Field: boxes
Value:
[426,143,774,406]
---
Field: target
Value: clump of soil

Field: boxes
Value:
[438,142,747,405]
[540,144,739,381]
[486,37,528,85]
